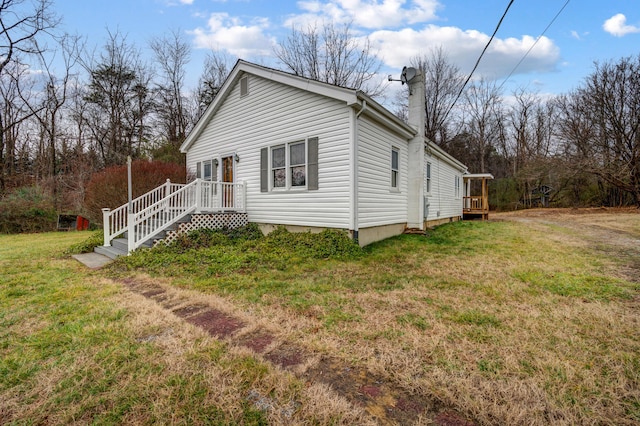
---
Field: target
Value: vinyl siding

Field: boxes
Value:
[186,74,351,229]
[357,117,409,228]
[424,150,463,220]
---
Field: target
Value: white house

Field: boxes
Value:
[97,60,469,258]
[179,60,467,246]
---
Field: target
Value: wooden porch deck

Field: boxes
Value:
[463,173,493,220]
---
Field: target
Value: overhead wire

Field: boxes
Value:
[497,0,571,92]
[439,0,515,128]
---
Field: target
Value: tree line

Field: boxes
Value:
[1,0,639,224]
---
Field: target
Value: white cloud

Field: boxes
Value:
[570,30,589,41]
[289,0,440,29]
[603,13,640,37]
[179,0,194,4]
[369,25,560,79]
[189,13,276,57]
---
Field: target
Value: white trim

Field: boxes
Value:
[425,161,432,195]
[268,139,309,191]
[390,146,400,192]
[181,60,416,153]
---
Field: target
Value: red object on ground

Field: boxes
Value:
[76,216,90,231]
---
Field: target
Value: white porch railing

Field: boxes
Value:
[101,179,246,254]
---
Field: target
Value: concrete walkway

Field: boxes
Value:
[72,252,113,269]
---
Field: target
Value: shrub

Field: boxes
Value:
[0,186,57,234]
[66,230,104,254]
[84,160,186,222]
[170,223,264,251]
[256,227,362,260]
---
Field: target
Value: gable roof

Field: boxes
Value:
[180,60,415,153]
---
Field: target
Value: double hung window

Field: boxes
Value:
[391,147,399,190]
[271,141,307,189]
[260,137,318,192]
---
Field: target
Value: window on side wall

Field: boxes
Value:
[261,138,318,192]
[271,145,286,188]
[391,147,399,190]
[426,161,432,194]
[455,175,461,198]
[203,160,212,181]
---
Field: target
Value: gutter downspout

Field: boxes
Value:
[351,100,367,245]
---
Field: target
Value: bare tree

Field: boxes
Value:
[149,29,191,152]
[557,55,640,206]
[195,51,232,116]
[0,0,59,192]
[15,34,82,204]
[82,30,151,166]
[412,47,465,144]
[459,78,504,173]
[0,60,35,189]
[274,21,385,97]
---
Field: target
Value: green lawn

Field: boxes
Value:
[1,213,639,425]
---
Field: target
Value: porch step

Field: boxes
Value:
[404,227,426,235]
[94,244,127,260]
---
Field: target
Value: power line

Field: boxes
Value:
[497,0,571,92]
[440,0,515,127]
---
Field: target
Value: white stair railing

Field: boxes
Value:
[102,179,246,254]
[102,179,184,247]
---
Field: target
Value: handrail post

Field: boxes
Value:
[241,181,247,212]
[195,178,202,213]
[127,212,135,254]
[102,208,111,246]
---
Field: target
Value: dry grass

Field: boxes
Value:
[0,233,372,425]
[114,209,639,425]
[1,209,639,425]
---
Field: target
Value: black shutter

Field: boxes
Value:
[260,147,268,192]
[307,137,318,190]
[212,158,218,182]
[196,162,202,179]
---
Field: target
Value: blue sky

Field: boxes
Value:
[56,0,640,98]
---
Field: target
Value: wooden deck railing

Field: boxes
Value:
[463,196,488,213]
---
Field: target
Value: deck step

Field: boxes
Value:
[94,244,127,260]
[404,228,426,235]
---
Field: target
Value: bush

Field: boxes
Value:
[148,224,360,262]
[0,186,57,234]
[255,227,362,260]
[66,230,104,254]
[170,223,264,251]
[84,160,186,222]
